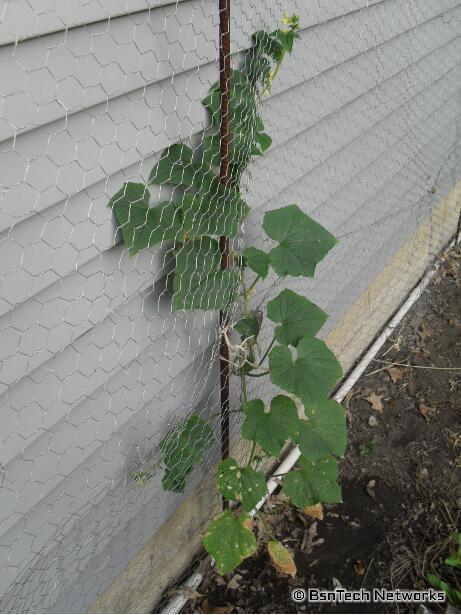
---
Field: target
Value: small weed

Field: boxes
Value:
[428,532,461,606]
[359,440,376,456]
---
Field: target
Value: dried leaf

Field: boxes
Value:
[269,492,290,506]
[172,587,203,601]
[408,377,418,395]
[201,599,233,614]
[302,503,324,520]
[385,366,406,383]
[226,575,241,590]
[268,540,297,577]
[301,522,318,553]
[354,560,366,576]
[214,575,226,586]
[418,321,432,340]
[418,401,435,422]
[366,479,376,500]
[362,391,384,412]
[343,388,354,410]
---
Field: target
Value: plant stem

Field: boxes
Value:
[246,370,270,378]
[258,336,275,366]
[270,51,285,83]
[372,359,461,371]
[246,275,261,296]
[240,268,253,315]
[242,371,248,405]
[240,271,251,407]
[248,439,257,466]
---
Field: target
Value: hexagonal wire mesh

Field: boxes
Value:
[0,0,460,612]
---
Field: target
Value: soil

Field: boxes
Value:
[182,244,461,614]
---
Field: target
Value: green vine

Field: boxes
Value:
[109,15,347,576]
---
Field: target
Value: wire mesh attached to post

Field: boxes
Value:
[0,0,460,612]
[219,0,232,472]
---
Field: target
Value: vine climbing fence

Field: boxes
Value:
[0,0,460,612]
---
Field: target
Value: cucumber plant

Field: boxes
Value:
[108,14,347,575]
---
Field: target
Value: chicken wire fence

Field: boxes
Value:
[0,0,460,612]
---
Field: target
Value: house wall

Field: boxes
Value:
[0,0,460,611]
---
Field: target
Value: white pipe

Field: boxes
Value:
[162,571,203,615]
[161,240,454,614]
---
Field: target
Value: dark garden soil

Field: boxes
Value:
[183,244,461,614]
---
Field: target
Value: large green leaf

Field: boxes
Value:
[150,144,250,238]
[159,415,214,493]
[243,247,270,278]
[244,54,271,87]
[235,314,261,341]
[283,455,342,508]
[241,396,299,457]
[180,191,249,239]
[204,69,253,99]
[274,29,297,53]
[255,132,272,153]
[296,399,347,462]
[108,182,183,255]
[203,84,255,127]
[200,134,221,168]
[255,116,264,132]
[201,132,256,169]
[252,30,284,62]
[269,336,342,404]
[172,238,239,310]
[148,144,207,189]
[267,289,327,346]
[202,70,257,131]
[216,458,267,512]
[148,144,225,199]
[204,511,257,575]
[263,205,337,277]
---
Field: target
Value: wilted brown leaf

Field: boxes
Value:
[418,321,432,340]
[366,479,376,500]
[302,503,324,520]
[226,574,241,591]
[418,401,435,422]
[267,493,290,507]
[343,388,354,410]
[214,575,226,586]
[268,541,297,577]
[201,598,233,613]
[174,587,203,601]
[362,391,384,412]
[385,366,406,383]
[242,517,253,531]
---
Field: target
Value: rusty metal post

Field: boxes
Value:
[218,0,231,476]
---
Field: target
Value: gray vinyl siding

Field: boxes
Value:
[0,0,460,611]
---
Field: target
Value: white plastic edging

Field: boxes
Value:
[161,238,456,614]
